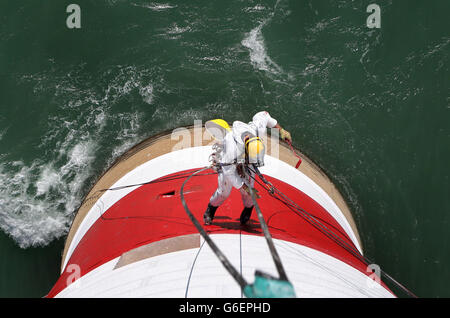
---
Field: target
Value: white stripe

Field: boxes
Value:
[56,234,392,298]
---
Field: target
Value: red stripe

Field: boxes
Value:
[47,168,389,297]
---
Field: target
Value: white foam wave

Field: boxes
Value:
[0,143,95,249]
[2,65,155,248]
[132,2,176,11]
[166,23,191,35]
[108,111,144,165]
[139,84,154,104]
[0,128,6,140]
[241,1,288,77]
[241,22,283,75]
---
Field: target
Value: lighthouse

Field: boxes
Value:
[46,125,396,298]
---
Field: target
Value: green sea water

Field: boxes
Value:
[0,0,448,297]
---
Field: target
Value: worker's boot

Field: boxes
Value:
[203,203,218,225]
[240,206,254,225]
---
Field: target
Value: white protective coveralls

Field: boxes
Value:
[209,111,278,208]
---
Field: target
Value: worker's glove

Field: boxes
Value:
[279,128,292,143]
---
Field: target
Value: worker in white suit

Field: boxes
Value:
[204,111,292,225]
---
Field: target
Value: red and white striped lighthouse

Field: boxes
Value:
[46,126,395,298]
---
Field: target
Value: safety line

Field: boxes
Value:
[81,170,217,209]
[180,166,249,290]
[80,158,417,298]
[246,174,289,281]
[248,165,418,298]
[185,239,206,298]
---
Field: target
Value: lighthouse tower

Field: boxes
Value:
[46,126,395,298]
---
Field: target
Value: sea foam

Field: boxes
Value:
[0,65,155,248]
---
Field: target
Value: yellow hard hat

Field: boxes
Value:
[245,136,265,163]
[205,119,231,141]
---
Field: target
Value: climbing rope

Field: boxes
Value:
[246,165,418,298]
[180,166,296,297]
[83,169,216,221]
[243,167,288,282]
[180,166,249,290]
[80,156,417,298]
[82,170,215,206]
